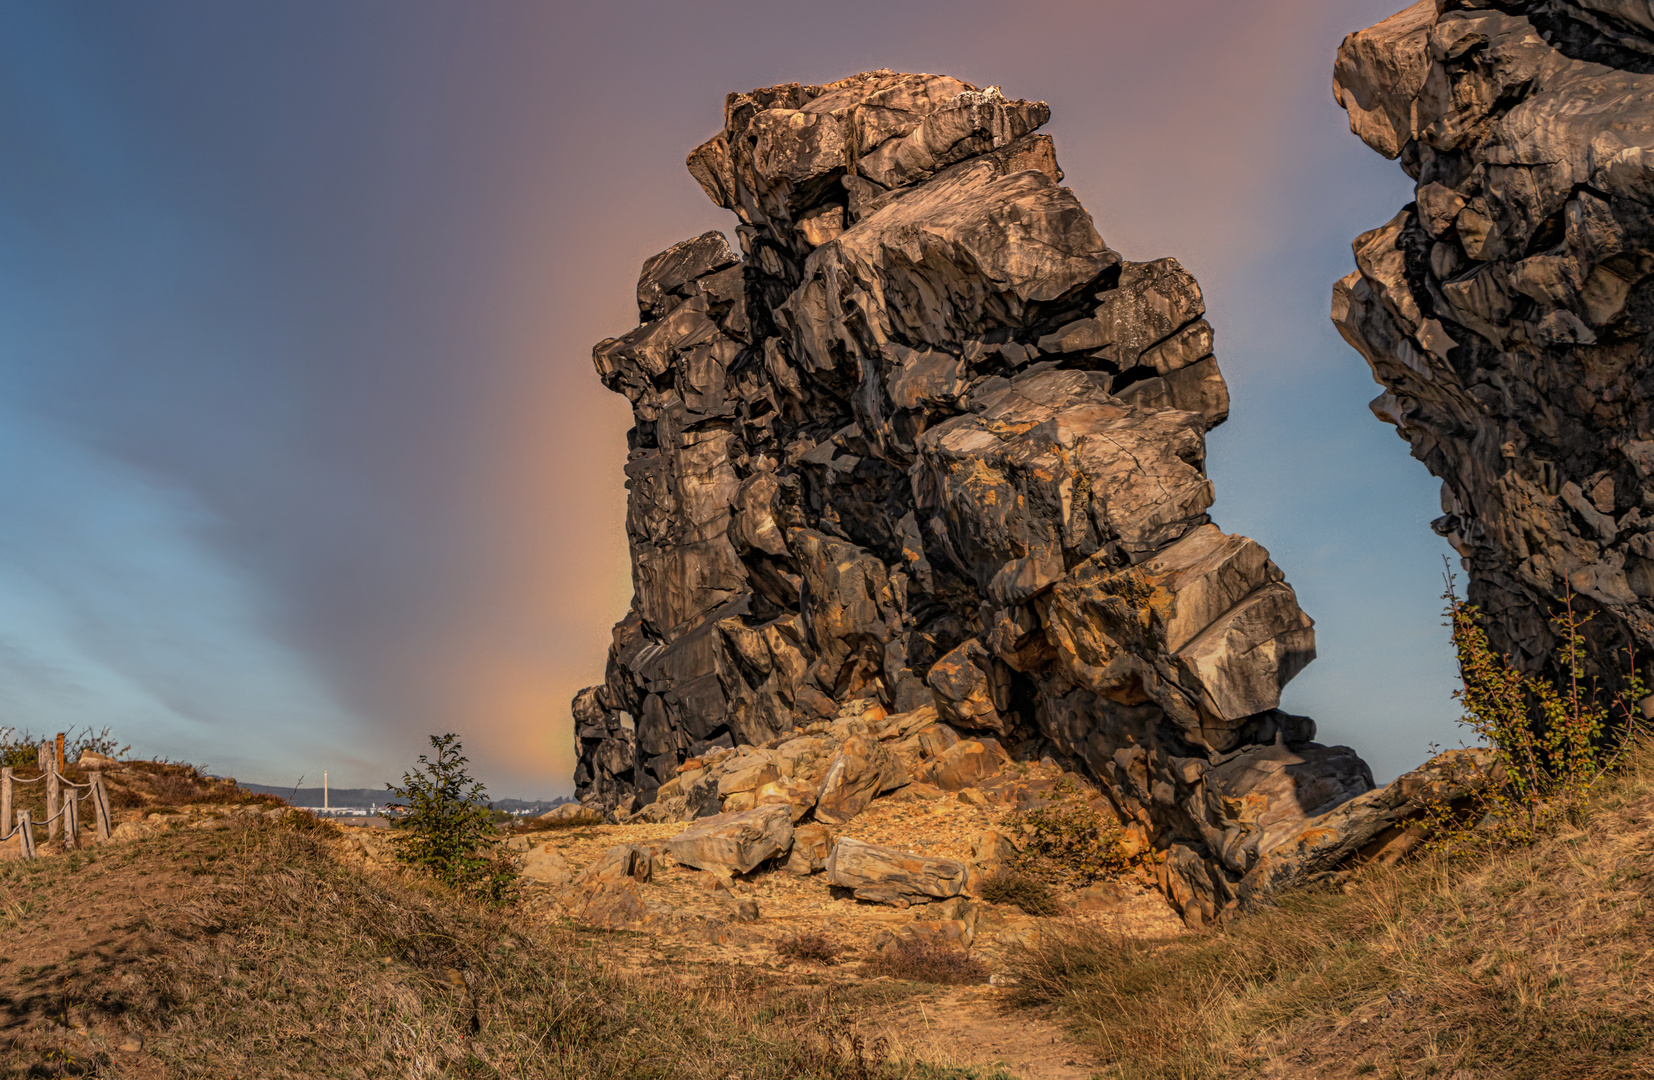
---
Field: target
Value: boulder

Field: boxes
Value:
[519,843,573,886]
[784,823,834,875]
[665,805,795,875]
[752,776,819,821]
[826,837,969,904]
[573,844,653,886]
[926,640,1012,736]
[813,735,909,825]
[918,739,1004,791]
[567,881,647,930]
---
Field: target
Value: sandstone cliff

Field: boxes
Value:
[575,72,1374,908]
[1335,0,1654,694]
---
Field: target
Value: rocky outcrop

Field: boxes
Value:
[1334,1,1654,691]
[574,71,1373,908]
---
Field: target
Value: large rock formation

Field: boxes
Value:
[574,71,1373,905]
[1335,1,1654,693]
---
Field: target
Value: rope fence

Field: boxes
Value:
[2,747,114,859]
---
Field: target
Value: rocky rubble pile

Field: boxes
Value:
[1335,0,1654,689]
[571,70,1379,916]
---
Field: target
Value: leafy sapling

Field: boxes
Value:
[385,733,517,903]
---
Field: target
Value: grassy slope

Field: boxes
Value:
[0,815,1006,1080]
[1012,746,1654,1080]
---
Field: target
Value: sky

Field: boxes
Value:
[0,0,1454,797]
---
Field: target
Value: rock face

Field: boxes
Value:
[575,71,1373,905]
[1335,1,1654,690]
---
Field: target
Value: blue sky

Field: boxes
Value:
[0,0,1451,796]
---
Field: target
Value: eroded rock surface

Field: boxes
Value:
[1335,1,1654,687]
[575,70,1373,910]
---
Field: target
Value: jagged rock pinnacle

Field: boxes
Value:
[574,71,1373,916]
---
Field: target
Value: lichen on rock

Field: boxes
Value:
[573,70,1374,915]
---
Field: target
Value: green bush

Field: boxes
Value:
[1444,570,1646,840]
[385,734,516,904]
[1003,778,1129,887]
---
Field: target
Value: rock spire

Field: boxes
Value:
[1336,1,1654,694]
[575,71,1373,908]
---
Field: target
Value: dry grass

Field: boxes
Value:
[1011,742,1654,1080]
[0,812,1005,1079]
[865,940,989,987]
[979,871,1061,916]
[779,931,842,966]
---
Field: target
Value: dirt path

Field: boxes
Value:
[866,985,1097,1080]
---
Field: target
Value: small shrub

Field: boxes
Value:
[980,870,1061,916]
[1443,569,1647,841]
[863,939,988,985]
[0,729,41,771]
[385,734,516,904]
[1003,778,1129,887]
[778,932,841,965]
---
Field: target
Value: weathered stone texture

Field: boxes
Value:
[1335,1,1654,689]
[575,70,1372,903]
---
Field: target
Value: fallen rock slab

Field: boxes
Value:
[665,805,794,875]
[1237,748,1499,903]
[826,837,969,905]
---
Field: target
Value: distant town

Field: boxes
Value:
[236,781,575,817]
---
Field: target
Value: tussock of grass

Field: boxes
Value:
[979,871,1060,916]
[779,931,842,966]
[865,940,989,986]
[0,814,996,1079]
[1011,742,1654,1080]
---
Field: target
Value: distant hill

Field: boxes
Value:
[236,782,574,814]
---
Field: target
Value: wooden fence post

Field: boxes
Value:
[45,766,60,844]
[89,772,111,841]
[0,768,10,840]
[36,740,47,772]
[62,796,78,850]
[16,812,34,859]
[54,732,65,774]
